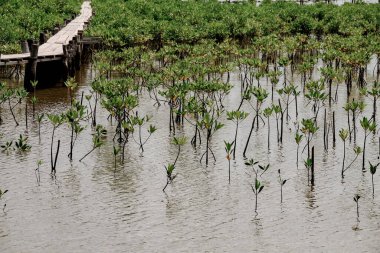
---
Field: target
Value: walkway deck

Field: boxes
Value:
[0,1,92,66]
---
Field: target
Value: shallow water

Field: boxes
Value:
[0,61,380,252]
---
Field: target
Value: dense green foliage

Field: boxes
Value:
[0,0,82,54]
[87,0,380,47]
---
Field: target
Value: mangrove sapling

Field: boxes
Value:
[4,89,19,126]
[353,194,360,218]
[130,114,157,152]
[268,70,281,102]
[345,100,366,143]
[305,81,327,122]
[15,134,31,152]
[65,101,86,160]
[369,162,379,198]
[295,131,304,168]
[198,112,224,165]
[163,136,187,192]
[304,158,312,186]
[85,94,93,119]
[64,77,78,105]
[301,118,319,159]
[263,107,273,150]
[273,104,281,143]
[360,117,376,171]
[30,96,37,119]
[35,160,42,186]
[339,129,349,178]
[226,110,249,160]
[251,178,265,214]
[36,113,44,139]
[30,80,38,118]
[113,146,121,173]
[243,87,268,157]
[343,146,363,177]
[360,82,380,122]
[47,114,64,173]
[1,140,14,153]
[278,169,287,203]
[277,84,296,122]
[224,140,234,184]
[320,67,337,106]
[245,159,269,213]
[79,125,107,162]
[0,189,8,211]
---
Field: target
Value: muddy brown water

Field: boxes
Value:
[0,61,380,252]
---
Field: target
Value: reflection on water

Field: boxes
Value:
[0,60,380,252]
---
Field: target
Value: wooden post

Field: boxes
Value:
[68,41,75,76]
[21,41,30,53]
[323,109,327,151]
[62,45,69,79]
[27,39,33,51]
[39,32,47,45]
[333,111,336,148]
[24,43,39,91]
[73,35,81,70]
[311,146,315,186]
[53,27,59,35]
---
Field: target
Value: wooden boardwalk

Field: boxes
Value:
[0,1,92,66]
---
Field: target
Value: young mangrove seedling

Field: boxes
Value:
[244,87,268,157]
[113,146,121,173]
[35,160,42,186]
[130,114,157,152]
[163,136,187,192]
[224,140,234,184]
[1,140,14,153]
[339,129,349,178]
[360,117,376,171]
[0,189,8,199]
[30,96,37,118]
[251,178,264,213]
[360,82,380,122]
[278,169,287,203]
[226,110,249,160]
[198,113,224,165]
[0,188,8,211]
[245,159,270,213]
[343,146,363,177]
[304,158,312,185]
[64,77,78,104]
[353,194,360,218]
[30,80,39,118]
[301,118,319,159]
[15,134,31,152]
[263,107,273,150]
[65,101,86,160]
[36,113,44,139]
[47,114,64,173]
[369,162,379,198]
[295,131,304,168]
[79,125,107,162]
[345,100,366,143]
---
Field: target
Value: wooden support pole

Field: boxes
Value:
[62,45,69,80]
[73,35,81,70]
[311,146,315,186]
[333,111,336,148]
[53,27,59,35]
[24,43,39,91]
[21,41,30,53]
[39,32,47,45]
